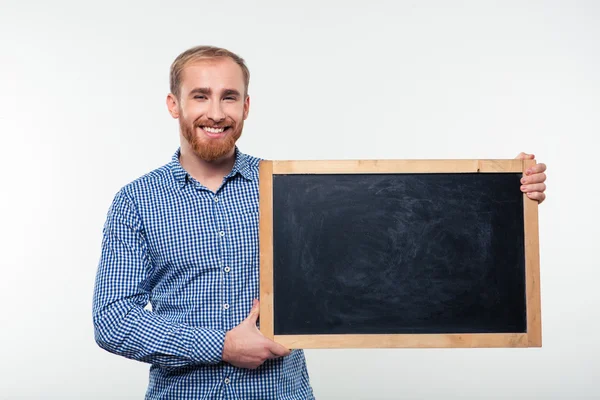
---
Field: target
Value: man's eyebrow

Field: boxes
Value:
[222,89,241,97]
[189,87,211,96]
[188,88,241,97]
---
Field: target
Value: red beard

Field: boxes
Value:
[181,116,243,162]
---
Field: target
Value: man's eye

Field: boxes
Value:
[224,96,236,101]
[194,95,206,100]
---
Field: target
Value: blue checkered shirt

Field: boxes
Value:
[93,148,314,399]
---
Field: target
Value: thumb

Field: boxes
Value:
[245,299,260,325]
[268,340,292,358]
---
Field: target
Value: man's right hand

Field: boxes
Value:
[222,299,291,369]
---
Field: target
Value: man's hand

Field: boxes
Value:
[222,299,291,369]
[516,152,547,204]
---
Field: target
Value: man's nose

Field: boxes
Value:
[207,101,226,122]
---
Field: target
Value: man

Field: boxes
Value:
[92,45,547,399]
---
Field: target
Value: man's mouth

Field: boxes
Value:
[199,126,230,136]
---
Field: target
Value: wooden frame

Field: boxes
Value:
[259,159,541,348]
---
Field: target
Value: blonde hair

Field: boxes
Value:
[169,45,250,99]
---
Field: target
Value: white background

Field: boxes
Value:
[1,0,598,399]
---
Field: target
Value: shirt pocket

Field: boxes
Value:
[227,209,259,270]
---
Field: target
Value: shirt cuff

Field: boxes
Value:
[191,328,227,364]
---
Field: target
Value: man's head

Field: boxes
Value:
[167,46,250,162]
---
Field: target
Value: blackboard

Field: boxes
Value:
[259,160,541,349]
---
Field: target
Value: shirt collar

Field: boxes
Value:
[170,147,255,188]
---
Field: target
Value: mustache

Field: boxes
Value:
[193,118,234,129]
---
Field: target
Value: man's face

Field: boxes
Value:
[168,58,249,162]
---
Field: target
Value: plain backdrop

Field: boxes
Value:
[1,0,598,399]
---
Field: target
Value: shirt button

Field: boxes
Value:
[214,196,219,202]
[219,231,225,237]
[224,266,231,273]
[223,303,229,310]
[224,377,230,384]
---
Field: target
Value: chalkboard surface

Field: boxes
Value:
[272,173,526,336]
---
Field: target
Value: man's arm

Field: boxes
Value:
[92,189,226,368]
[92,189,290,370]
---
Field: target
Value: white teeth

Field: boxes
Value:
[203,127,225,134]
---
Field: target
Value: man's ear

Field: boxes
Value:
[166,93,180,119]
[243,94,250,120]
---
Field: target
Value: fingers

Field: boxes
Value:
[521,183,546,193]
[520,179,546,204]
[520,160,547,204]
[525,162,546,176]
[521,172,546,185]
[515,152,535,160]
[526,191,546,204]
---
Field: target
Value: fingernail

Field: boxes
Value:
[526,169,532,174]
[521,178,526,184]
[521,185,526,191]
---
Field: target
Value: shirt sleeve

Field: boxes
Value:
[92,189,226,368]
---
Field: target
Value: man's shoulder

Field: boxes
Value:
[117,161,174,201]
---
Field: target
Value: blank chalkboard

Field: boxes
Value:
[259,160,541,349]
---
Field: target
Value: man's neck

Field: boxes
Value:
[179,141,236,191]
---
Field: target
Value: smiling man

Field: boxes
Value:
[92,45,547,399]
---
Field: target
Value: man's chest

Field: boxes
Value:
[141,183,260,273]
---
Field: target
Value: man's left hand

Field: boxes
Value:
[516,152,547,204]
